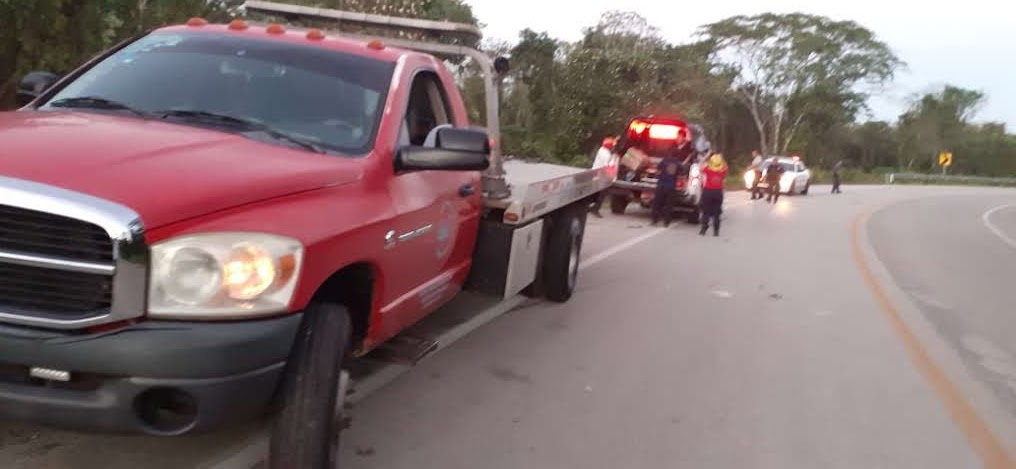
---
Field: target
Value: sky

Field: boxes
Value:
[465,0,1014,127]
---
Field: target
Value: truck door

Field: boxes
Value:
[387,69,480,325]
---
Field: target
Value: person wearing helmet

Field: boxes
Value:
[699,153,729,236]
[589,136,617,217]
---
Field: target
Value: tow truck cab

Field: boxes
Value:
[607,116,702,223]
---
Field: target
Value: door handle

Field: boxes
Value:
[459,184,475,197]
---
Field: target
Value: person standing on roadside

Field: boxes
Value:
[749,150,764,200]
[650,130,695,226]
[764,158,785,204]
[699,153,729,237]
[650,147,682,227]
[831,160,843,194]
[589,136,617,217]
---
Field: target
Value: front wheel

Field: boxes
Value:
[269,302,351,469]
[801,182,810,195]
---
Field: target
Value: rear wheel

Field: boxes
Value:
[801,182,810,195]
[609,194,628,214]
[268,302,351,469]
[543,205,586,302]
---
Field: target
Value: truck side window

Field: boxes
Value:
[401,71,451,147]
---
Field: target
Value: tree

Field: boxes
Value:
[699,13,903,154]
[897,85,986,171]
[497,29,560,157]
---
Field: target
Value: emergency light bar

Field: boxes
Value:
[628,120,684,141]
[648,124,680,140]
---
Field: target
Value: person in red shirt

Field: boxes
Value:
[699,153,729,236]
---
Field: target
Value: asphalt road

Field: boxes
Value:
[3,184,1016,468]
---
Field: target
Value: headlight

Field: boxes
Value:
[148,232,304,319]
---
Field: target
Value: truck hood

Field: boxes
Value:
[0,111,363,229]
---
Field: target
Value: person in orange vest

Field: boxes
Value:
[699,153,729,236]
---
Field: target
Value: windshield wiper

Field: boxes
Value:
[48,96,149,118]
[156,109,327,154]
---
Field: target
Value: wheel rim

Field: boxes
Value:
[567,218,582,291]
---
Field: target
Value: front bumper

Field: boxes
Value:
[0,313,302,435]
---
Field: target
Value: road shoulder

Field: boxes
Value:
[856,199,1016,467]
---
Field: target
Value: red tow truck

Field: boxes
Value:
[1,3,610,467]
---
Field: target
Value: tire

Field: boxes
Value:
[268,302,351,469]
[543,206,586,302]
[787,182,796,195]
[801,182,809,195]
[609,194,628,214]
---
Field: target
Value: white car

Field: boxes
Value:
[743,156,812,195]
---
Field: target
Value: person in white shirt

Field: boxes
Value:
[592,137,616,169]
[590,137,617,217]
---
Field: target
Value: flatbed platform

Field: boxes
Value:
[486,159,613,225]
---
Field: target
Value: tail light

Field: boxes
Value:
[675,177,688,190]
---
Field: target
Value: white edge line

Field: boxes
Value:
[982,204,1016,249]
[210,198,757,468]
[582,227,667,269]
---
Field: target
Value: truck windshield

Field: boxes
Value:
[39,30,395,156]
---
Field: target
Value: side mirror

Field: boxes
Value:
[395,127,491,172]
[16,71,61,107]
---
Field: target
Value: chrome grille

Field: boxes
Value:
[0,205,114,319]
[0,205,114,262]
[0,175,148,330]
[0,263,112,319]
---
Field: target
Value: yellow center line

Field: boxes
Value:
[851,208,1016,469]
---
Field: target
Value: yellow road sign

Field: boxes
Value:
[939,151,953,166]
